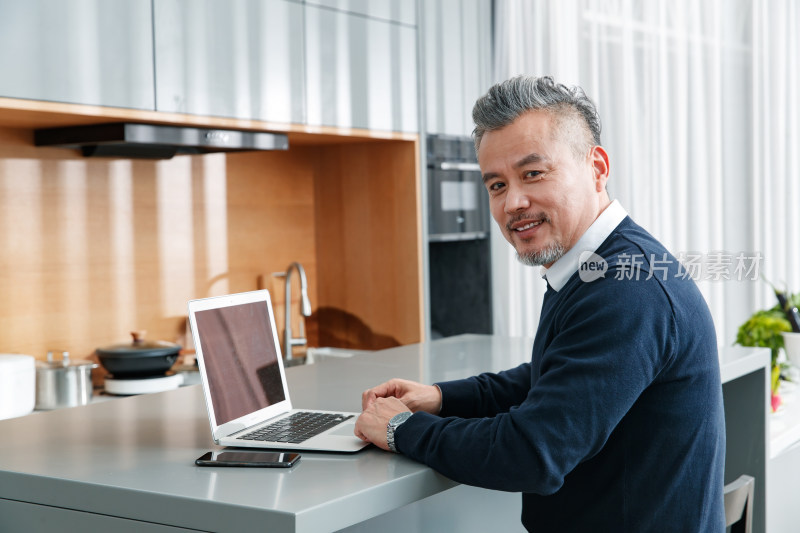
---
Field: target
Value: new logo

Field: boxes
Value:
[579,251,608,282]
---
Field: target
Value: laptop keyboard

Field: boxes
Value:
[239,412,354,444]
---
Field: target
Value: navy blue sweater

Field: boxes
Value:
[395,217,725,532]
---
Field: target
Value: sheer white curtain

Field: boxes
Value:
[753,0,800,309]
[490,0,800,346]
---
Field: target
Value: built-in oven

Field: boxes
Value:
[426,134,492,338]
[427,135,489,241]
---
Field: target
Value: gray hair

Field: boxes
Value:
[472,76,602,156]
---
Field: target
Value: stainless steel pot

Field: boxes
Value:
[35,351,98,410]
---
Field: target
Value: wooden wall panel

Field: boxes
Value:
[0,123,423,366]
[313,140,424,349]
[0,126,319,363]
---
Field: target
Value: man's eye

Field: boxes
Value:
[488,181,505,192]
[524,171,542,180]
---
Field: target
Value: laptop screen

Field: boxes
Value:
[194,301,286,425]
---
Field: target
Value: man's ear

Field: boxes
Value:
[589,145,610,192]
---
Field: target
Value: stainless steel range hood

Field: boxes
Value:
[34,122,289,159]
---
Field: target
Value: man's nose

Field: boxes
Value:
[505,184,531,213]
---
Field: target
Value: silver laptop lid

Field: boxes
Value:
[188,290,293,441]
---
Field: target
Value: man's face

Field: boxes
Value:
[477,110,609,267]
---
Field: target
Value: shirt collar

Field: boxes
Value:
[540,200,628,292]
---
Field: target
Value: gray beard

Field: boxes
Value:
[515,242,567,267]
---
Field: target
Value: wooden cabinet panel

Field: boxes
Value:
[305,5,418,133]
[0,0,155,110]
[0,127,318,360]
[0,119,421,359]
[313,141,424,348]
[154,0,305,124]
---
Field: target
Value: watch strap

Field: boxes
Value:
[386,411,413,453]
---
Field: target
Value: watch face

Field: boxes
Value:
[391,412,412,426]
[387,412,412,453]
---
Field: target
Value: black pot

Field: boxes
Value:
[96,332,181,378]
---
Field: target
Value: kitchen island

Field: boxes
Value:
[0,335,769,533]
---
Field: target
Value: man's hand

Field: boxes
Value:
[355,379,442,451]
[354,396,409,450]
[361,378,442,414]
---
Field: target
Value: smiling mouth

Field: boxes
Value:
[507,214,549,233]
[515,220,543,232]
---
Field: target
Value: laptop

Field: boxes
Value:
[187,289,369,453]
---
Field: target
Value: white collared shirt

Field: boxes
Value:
[541,200,628,291]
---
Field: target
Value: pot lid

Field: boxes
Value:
[96,331,181,358]
[36,351,97,370]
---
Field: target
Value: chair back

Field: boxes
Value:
[724,475,754,533]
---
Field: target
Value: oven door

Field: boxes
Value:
[428,163,489,241]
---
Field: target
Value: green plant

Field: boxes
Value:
[735,308,792,406]
[735,309,792,367]
[736,285,799,410]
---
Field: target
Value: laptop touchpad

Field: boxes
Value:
[330,422,357,437]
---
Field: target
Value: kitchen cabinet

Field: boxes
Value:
[305,0,417,26]
[767,384,800,533]
[0,499,193,532]
[769,438,800,533]
[305,5,418,132]
[422,0,492,136]
[154,0,305,124]
[722,355,769,533]
[0,0,155,110]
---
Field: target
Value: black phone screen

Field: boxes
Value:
[195,450,300,468]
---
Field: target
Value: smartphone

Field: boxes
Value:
[195,450,300,468]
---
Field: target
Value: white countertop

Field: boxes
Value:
[719,345,771,384]
[0,335,531,532]
[0,335,774,532]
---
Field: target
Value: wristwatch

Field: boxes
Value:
[386,411,413,453]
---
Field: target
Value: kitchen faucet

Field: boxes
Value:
[282,262,312,364]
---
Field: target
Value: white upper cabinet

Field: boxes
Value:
[422,0,492,136]
[0,0,155,109]
[460,0,492,131]
[305,0,416,26]
[305,4,418,132]
[154,0,305,124]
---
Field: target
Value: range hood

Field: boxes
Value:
[34,122,289,159]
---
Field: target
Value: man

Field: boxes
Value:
[355,76,725,532]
